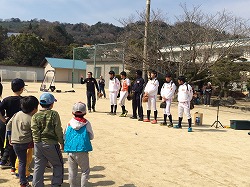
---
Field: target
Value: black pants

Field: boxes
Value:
[0,121,6,157]
[132,93,143,119]
[204,94,211,105]
[99,86,106,98]
[1,136,16,167]
[87,91,96,110]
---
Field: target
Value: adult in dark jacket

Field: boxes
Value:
[130,70,145,121]
[203,82,213,106]
[98,76,106,98]
[81,72,99,112]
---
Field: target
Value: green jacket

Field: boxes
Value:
[31,109,64,145]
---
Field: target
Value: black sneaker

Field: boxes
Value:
[130,116,137,119]
[92,108,96,112]
[160,122,167,126]
[168,123,173,128]
[0,161,11,168]
[138,118,143,121]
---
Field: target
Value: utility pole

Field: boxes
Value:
[72,48,75,88]
[143,0,151,81]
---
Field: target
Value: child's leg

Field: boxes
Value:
[68,153,79,187]
[0,121,6,158]
[33,143,48,187]
[13,143,28,185]
[25,148,33,177]
[1,139,10,164]
[15,157,19,175]
[9,146,17,171]
[76,152,90,187]
[44,144,64,186]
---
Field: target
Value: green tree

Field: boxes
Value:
[0,26,8,60]
[64,44,90,60]
[211,56,250,97]
[7,34,46,66]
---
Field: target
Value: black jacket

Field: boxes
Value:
[132,77,145,94]
[81,77,99,92]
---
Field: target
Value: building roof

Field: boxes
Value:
[45,57,86,70]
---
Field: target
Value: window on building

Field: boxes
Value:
[94,67,102,78]
[110,67,119,75]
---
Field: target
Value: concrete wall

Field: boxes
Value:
[44,62,85,83]
[67,69,86,83]
[85,58,125,88]
[0,65,44,81]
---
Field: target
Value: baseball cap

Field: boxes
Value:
[72,102,86,115]
[40,93,57,105]
[11,78,25,92]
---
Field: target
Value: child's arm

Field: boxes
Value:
[31,116,41,143]
[54,112,64,150]
[0,113,6,123]
[0,100,6,123]
[86,122,94,140]
[6,115,14,145]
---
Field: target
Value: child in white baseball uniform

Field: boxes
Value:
[143,70,159,124]
[108,70,120,115]
[160,73,176,127]
[119,71,130,117]
[175,76,193,132]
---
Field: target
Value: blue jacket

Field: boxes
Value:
[64,117,94,153]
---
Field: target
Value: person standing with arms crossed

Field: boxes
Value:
[130,70,145,121]
[81,72,99,113]
[174,76,193,132]
[98,76,106,98]
[143,70,159,124]
[108,71,120,115]
[203,82,213,107]
[160,73,176,127]
[118,71,130,117]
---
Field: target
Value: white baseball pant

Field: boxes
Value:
[178,101,191,119]
[109,91,118,105]
[163,99,172,116]
[147,95,157,111]
[119,91,128,106]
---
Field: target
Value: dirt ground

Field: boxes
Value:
[0,82,250,187]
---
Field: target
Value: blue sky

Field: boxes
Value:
[0,0,249,26]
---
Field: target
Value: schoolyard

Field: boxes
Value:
[0,82,250,187]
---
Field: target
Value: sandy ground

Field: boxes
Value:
[0,82,250,187]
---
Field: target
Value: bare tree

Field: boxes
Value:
[119,4,250,84]
[160,4,250,82]
[119,9,169,74]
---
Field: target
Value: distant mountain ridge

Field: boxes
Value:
[0,18,124,45]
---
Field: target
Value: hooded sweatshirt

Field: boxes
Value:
[64,117,94,153]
